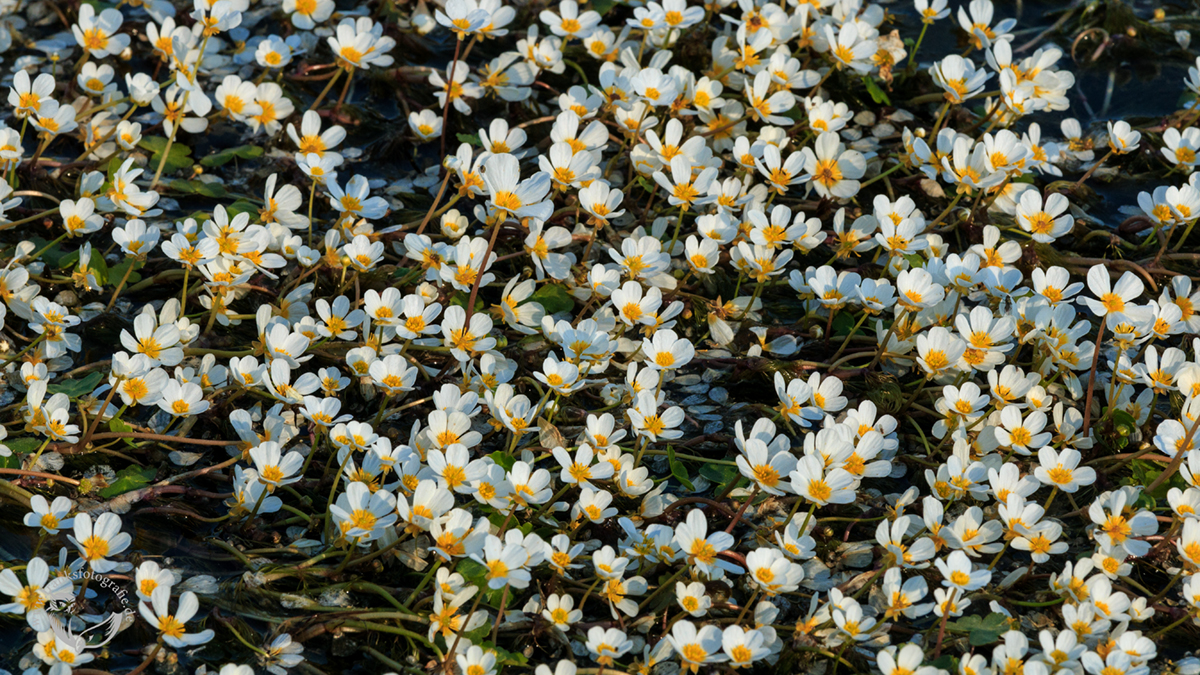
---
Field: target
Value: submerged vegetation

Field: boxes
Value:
[0,0,1198,674]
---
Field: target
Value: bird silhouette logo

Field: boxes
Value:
[42,578,130,651]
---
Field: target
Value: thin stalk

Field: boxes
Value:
[928,192,966,229]
[1073,149,1115,189]
[0,333,45,368]
[26,438,52,472]
[665,203,687,255]
[439,36,464,165]
[904,23,930,78]
[930,100,952,138]
[8,117,28,185]
[105,258,137,310]
[30,232,68,260]
[307,180,317,247]
[932,588,957,658]
[308,68,344,112]
[334,70,354,110]
[829,312,869,363]
[1081,316,1107,436]
[859,162,903,189]
[1148,609,1195,640]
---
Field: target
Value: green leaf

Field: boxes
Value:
[698,463,737,483]
[109,418,138,447]
[928,656,959,672]
[947,613,1008,646]
[200,144,264,168]
[667,445,694,491]
[227,199,260,219]
[831,312,858,337]
[99,465,157,499]
[455,133,482,147]
[28,236,69,268]
[138,136,170,153]
[80,0,119,11]
[699,463,741,493]
[139,136,192,177]
[529,284,574,314]
[108,259,143,286]
[449,291,485,313]
[481,643,528,667]
[782,105,805,122]
[456,558,503,604]
[1110,409,1136,435]
[488,451,516,471]
[862,76,891,105]
[169,179,228,198]
[592,0,617,15]
[47,372,104,398]
[107,156,125,179]
[89,250,110,286]
[5,438,44,455]
[458,558,490,589]
[1129,459,1184,501]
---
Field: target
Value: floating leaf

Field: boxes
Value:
[667,445,694,491]
[139,136,193,176]
[27,236,69,268]
[529,284,574,314]
[488,451,516,471]
[48,372,103,398]
[98,465,157,499]
[90,250,110,285]
[592,0,616,15]
[928,656,959,672]
[200,144,264,167]
[106,156,125,179]
[138,135,170,153]
[169,179,228,198]
[831,312,859,337]
[456,133,482,147]
[109,418,138,447]
[5,438,44,455]
[226,199,261,219]
[699,463,740,493]
[947,613,1008,646]
[108,259,143,286]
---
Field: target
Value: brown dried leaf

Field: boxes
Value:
[538,417,568,450]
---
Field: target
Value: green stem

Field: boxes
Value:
[859,162,903,189]
[1149,610,1196,640]
[30,232,68,260]
[26,438,52,471]
[829,313,869,363]
[904,23,930,78]
[0,334,45,368]
[179,266,191,316]
[106,258,137,311]
[308,68,343,112]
